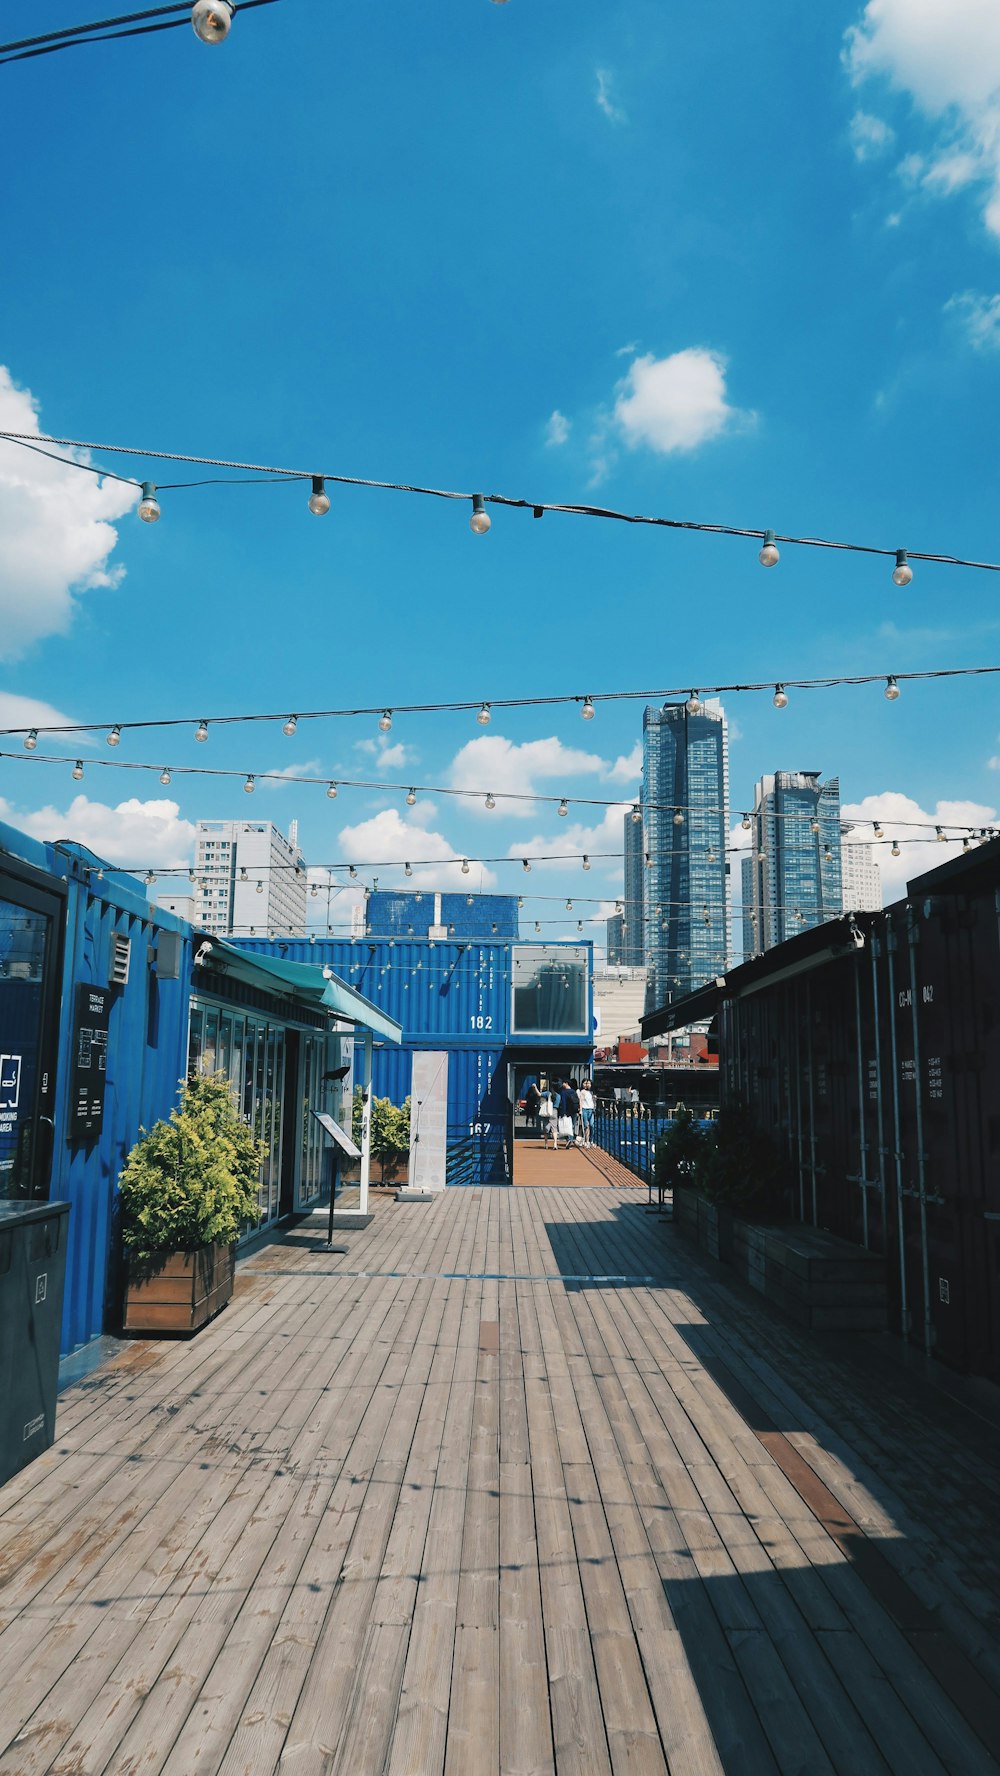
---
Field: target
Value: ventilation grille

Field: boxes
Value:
[110,932,131,986]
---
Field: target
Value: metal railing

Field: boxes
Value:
[445,1124,511,1188]
[591,1101,668,1188]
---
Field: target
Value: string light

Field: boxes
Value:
[522,859,531,873]
[349,866,358,880]
[137,482,160,523]
[891,841,901,857]
[379,710,393,732]
[404,862,412,876]
[307,477,330,517]
[892,550,913,588]
[195,720,209,743]
[470,494,491,536]
[673,810,684,826]
[485,792,496,810]
[72,760,84,780]
[558,800,569,818]
[936,826,947,842]
[810,817,820,834]
[406,787,417,806]
[191,0,233,43]
[256,880,264,894]
[741,813,750,831]
[581,697,595,720]
[630,804,642,824]
[144,869,155,887]
[282,715,298,737]
[685,692,700,715]
[885,675,900,701]
[477,703,491,726]
[244,774,255,794]
[327,782,338,798]
[582,855,591,870]
[758,529,779,568]
[159,767,171,784]
[23,730,37,751]
[773,684,788,709]
[461,859,470,875]
[107,725,121,747]
[873,820,884,839]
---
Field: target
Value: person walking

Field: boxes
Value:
[524,1080,541,1138]
[579,1079,595,1147]
[558,1079,578,1149]
[540,1083,560,1149]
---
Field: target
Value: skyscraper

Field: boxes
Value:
[622,807,645,967]
[642,699,729,1012]
[742,772,842,957]
[840,829,882,912]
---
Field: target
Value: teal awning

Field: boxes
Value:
[195,937,402,1044]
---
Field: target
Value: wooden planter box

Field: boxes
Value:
[674,1191,887,1332]
[124,1241,235,1334]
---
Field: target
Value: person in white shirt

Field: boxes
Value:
[578,1080,595,1147]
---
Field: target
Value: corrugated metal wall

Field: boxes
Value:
[247,936,512,1043]
[50,864,193,1354]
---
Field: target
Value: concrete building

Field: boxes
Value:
[642,699,730,1011]
[192,819,308,937]
[742,772,843,957]
[841,833,882,912]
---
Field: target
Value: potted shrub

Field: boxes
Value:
[118,1073,264,1334]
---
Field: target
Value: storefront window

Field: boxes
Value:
[511,945,589,1035]
[0,896,55,1200]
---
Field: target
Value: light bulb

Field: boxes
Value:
[477,702,491,725]
[810,818,820,834]
[936,826,946,842]
[581,696,595,720]
[485,792,496,810]
[673,810,684,826]
[191,0,233,43]
[963,836,972,851]
[566,899,573,910]
[758,528,780,568]
[470,493,491,535]
[283,715,298,737]
[256,880,264,894]
[144,870,156,888]
[349,865,358,880]
[160,767,171,785]
[72,760,84,781]
[461,859,470,875]
[240,867,248,880]
[107,725,121,748]
[773,684,788,708]
[741,813,750,831]
[577,920,583,933]
[137,481,160,523]
[645,852,652,868]
[405,862,413,876]
[196,720,209,743]
[630,805,642,824]
[380,710,393,732]
[244,775,255,794]
[582,854,591,871]
[307,476,330,516]
[873,821,884,839]
[522,858,531,873]
[685,691,700,715]
[885,675,900,700]
[24,729,38,750]
[891,549,912,588]
[559,799,569,818]
[406,787,417,806]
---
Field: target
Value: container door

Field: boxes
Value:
[0,872,63,1202]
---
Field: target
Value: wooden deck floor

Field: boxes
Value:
[2,1187,1000,1775]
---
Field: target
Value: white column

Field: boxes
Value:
[359,1028,373,1215]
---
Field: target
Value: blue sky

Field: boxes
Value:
[1,0,999,954]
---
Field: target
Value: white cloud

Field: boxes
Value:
[0,368,136,657]
[508,802,631,872]
[545,410,570,447]
[353,737,413,770]
[845,0,1000,236]
[449,733,607,815]
[0,692,89,746]
[988,755,1000,769]
[0,793,196,868]
[850,109,895,160]
[337,807,498,891]
[595,67,627,124]
[945,290,1000,351]
[612,348,748,455]
[603,743,642,784]
[841,791,996,901]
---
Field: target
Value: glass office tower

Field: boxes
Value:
[622,809,645,967]
[642,700,730,1013]
[742,771,843,956]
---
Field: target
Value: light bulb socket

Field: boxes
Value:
[138,481,160,523]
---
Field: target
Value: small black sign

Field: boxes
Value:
[70,983,111,1139]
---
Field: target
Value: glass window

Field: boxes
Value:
[511,945,588,1034]
[0,898,54,1200]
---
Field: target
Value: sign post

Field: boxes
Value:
[310,1111,362,1252]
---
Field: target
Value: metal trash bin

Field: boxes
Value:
[0,1201,71,1489]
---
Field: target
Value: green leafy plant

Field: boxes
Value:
[653,1103,704,1193]
[351,1088,412,1182]
[694,1102,789,1220]
[118,1073,264,1263]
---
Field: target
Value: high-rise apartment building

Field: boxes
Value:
[192,820,307,937]
[841,832,882,912]
[642,699,729,1012]
[742,772,842,958]
[622,808,645,967]
[606,911,625,965]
